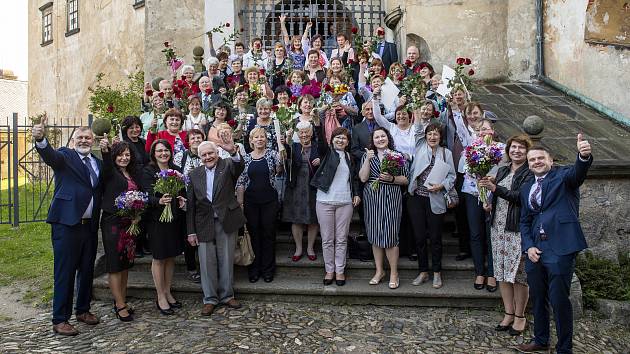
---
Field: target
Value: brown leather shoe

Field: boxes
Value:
[52,322,79,336]
[76,312,99,325]
[201,304,215,316]
[515,342,550,353]
[225,299,242,309]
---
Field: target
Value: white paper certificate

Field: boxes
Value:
[380,77,400,112]
[437,65,456,97]
[423,158,450,188]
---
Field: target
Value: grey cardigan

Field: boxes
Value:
[408,122,456,215]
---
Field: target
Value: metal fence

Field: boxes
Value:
[0,113,90,226]
[240,0,384,53]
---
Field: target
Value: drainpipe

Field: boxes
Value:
[534,0,630,128]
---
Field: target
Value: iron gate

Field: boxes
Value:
[240,0,384,53]
[0,113,88,226]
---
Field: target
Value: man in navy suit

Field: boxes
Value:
[372,26,398,72]
[516,134,592,353]
[32,117,103,336]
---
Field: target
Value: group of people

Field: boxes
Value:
[34,21,593,354]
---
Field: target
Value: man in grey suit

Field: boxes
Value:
[186,137,246,316]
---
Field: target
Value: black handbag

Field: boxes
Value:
[348,233,373,262]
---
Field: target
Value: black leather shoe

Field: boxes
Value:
[168,300,182,309]
[515,341,549,353]
[486,284,498,292]
[156,301,174,316]
[263,275,274,283]
[509,315,528,336]
[408,254,418,261]
[323,278,333,285]
[114,306,134,322]
[335,279,346,286]
[249,275,259,283]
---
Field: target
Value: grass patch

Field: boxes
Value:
[576,252,630,309]
[0,222,54,304]
[0,181,54,224]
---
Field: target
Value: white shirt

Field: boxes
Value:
[372,99,416,159]
[316,150,352,205]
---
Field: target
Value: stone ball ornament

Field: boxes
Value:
[523,115,544,136]
[193,46,204,56]
[151,77,165,91]
[91,118,112,136]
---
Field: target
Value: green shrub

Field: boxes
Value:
[575,252,630,309]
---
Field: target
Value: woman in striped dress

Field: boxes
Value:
[358,127,409,289]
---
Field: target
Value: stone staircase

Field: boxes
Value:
[93,216,501,308]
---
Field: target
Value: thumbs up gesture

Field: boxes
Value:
[32,114,48,142]
[577,133,591,159]
[365,148,375,160]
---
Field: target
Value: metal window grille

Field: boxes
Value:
[42,9,53,44]
[239,0,384,53]
[67,0,79,32]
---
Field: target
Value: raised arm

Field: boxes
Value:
[32,115,66,170]
[372,97,394,131]
[279,15,290,47]
[207,32,217,57]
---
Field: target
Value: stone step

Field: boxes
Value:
[127,243,476,279]
[93,270,500,308]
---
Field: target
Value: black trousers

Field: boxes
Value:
[184,243,198,272]
[454,172,470,254]
[398,192,416,257]
[407,195,445,272]
[245,198,278,278]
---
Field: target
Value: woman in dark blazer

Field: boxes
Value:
[99,139,144,322]
[479,134,534,335]
[282,120,321,262]
[141,139,187,315]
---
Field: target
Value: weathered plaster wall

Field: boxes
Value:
[387,0,530,81]
[544,0,630,122]
[506,0,537,81]
[144,0,205,81]
[28,0,145,123]
[580,178,630,259]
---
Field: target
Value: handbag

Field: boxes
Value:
[234,226,255,266]
[348,233,373,262]
[441,147,459,209]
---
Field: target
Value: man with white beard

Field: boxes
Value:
[32,118,103,336]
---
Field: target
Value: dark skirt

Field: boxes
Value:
[281,162,317,224]
[101,213,136,273]
[146,205,185,260]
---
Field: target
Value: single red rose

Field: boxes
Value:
[107,104,114,113]
[351,27,358,34]
[377,28,385,36]
[240,28,245,33]
[259,68,266,75]
[433,110,440,118]
[456,57,465,65]
[205,88,213,95]
[405,59,412,67]
[164,42,170,47]
[271,105,279,112]
[468,69,475,76]
[348,58,355,65]
[181,75,187,81]
[227,119,237,128]
[146,89,154,97]
[289,95,298,103]
[465,58,472,65]
[243,83,250,91]
[397,75,404,82]
[324,84,333,92]
[255,43,261,49]
[286,80,293,87]
[158,92,165,98]
[225,22,231,28]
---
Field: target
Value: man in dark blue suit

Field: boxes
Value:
[33,117,103,336]
[372,26,398,72]
[516,134,592,353]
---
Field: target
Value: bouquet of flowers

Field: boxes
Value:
[114,191,149,236]
[162,41,183,73]
[153,169,189,222]
[287,81,303,98]
[400,73,428,110]
[173,76,200,115]
[448,57,475,96]
[371,150,406,190]
[464,135,504,204]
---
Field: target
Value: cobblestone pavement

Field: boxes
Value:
[0,300,628,353]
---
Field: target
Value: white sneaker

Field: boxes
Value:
[432,273,443,289]
[411,273,429,286]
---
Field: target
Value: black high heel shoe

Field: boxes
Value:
[168,300,182,309]
[113,300,135,315]
[474,276,486,290]
[495,312,514,331]
[156,300,174,315]
[509,314,528,336]
[115,305,134,322]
